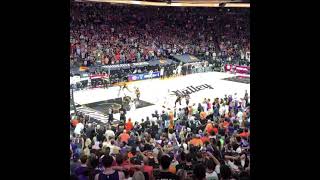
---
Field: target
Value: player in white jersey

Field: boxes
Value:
[163,89,175,109]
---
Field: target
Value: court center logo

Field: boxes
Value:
[171,84,213,96]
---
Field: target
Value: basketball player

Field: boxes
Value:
[160,66,164,79]
[123,83,129,91]
[108,106,114,124]
[129,98,136,112]
[135,87,141,101]
[177,64,182,76]
[119,105,126,124]
[174,95,182,108]
[118,83,131,97]
[149,69,153,80]
[102,76,109,89]
[185,94,190,106]
[173,68,177,77]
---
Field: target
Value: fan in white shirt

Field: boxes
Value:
[234,93,238,102]
[109,143,121,155]
[237,111,243,120]
[105,127,115,141]
[219,105,226,116]
[202,102,208,113]
[74,122,84,135]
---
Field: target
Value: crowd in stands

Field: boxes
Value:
[70,61,212,89]
[70,90,250,180]
[70,2,250,68]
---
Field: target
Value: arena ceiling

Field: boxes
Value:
[75,0,250,7]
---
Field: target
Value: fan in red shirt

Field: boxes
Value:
[201,133,210,144]
[205,120,214,134]
[212,124,219,135]
[71,118,79,128]
[143,156,154,179]
[239,128,250,138]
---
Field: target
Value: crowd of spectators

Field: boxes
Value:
[70,91,250,180]
[70,62,214,89]
[70,2,250,180]
[70,2,250,68]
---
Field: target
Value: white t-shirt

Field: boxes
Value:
[215,164,220,174]
[234,94,238,101]
[168,133,175,141]
[202,103,208,112]
[227,160,239,171]
[102,141,110,148]
[74,123,84,135]
[76,48,81,55]
[225,105,229,114]
[105,130,115,139]
[177,66,182,73]
[206,171,219,180]
[236,146,242,154]
[130,101,136,111]
[109,145,121,154]
[212,52,216,57]
[219,106,226,116]
[160,68,164,75]
[237,111,243,120]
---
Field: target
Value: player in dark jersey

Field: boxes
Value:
[174,95,182,107]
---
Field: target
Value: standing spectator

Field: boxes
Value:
[105,125,115,141]
[219,164,235,180]
[94,155,125,180]
[143,156,154,180]
[96,125,105,142]
[108,107,114,124]
[205,158,219,180]
[85,123,95,140]
[125,118,134,132]
[119,130,130,144]
[119,105,127,124]
[75,155,90,179]
[155,155,178,180]
[193,164,206,180]
[70,153,81,176]
[74,120,84,135]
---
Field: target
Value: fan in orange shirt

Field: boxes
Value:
[119,130,130,143]
[189,135,203,147]
[125,118,134,132]
[169,111,174,121]
[168,111,174,129]
[200,111,207,121]
[169,164,177,174]
[223,120,230,128]
[188,106,192,116]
